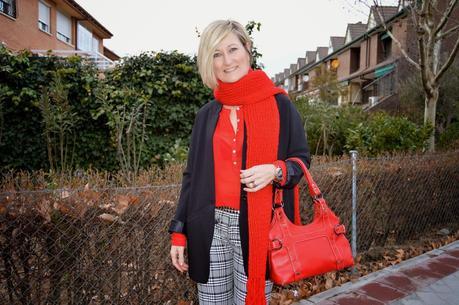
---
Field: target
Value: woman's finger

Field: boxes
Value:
[171,246,185,272]
[241,176,258,185]
[240,170,254,180]
[244,179,269,192]
[178,247,188,270]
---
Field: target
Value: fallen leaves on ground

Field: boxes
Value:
[269,228,458,305]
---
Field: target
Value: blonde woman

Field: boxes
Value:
[169,20,310,305]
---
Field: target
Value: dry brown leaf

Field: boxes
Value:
[80,189,100,207]
[112,194,139,215]
[112,195,130,215]
[36,199,52,223]
[325,277,334,289]
[98,213,117,223]
[60,190,70,199]
[0,200,7,215]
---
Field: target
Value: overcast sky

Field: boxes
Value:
[75,0,387,77]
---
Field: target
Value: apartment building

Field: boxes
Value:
[0,0,119,69]
[274,5,425,113]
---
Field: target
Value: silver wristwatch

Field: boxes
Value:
[274,166,283,182]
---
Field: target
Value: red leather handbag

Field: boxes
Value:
[269,157,354,285]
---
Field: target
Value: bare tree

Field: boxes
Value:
[358,0,459,151]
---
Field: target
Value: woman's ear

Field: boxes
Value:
[245,42,252,55]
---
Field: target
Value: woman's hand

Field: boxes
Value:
[170,245,189,273]
[240,164,276,192]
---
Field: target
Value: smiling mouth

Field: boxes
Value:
[224,66,238,73]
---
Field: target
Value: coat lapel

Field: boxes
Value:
[206,100,222,203]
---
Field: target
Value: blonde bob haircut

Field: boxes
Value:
[197,20,252,89]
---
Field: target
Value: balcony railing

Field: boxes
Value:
[31,49,116,70]
[0,0,16,18]
[361,70,396,110]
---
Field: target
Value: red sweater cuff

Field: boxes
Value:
[273,160,287,186]
[171,233,187,247]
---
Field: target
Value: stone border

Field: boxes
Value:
[295,240,459,304]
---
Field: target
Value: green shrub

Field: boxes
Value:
[345,112,432,155]
[438,121,459,149]
[294,97,431,156]
[0,46,115,171]
[0,47,211,172]
[94,51,211,174]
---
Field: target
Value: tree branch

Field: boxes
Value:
[434,0,458,36]
[437,23,459,40]
[373,1,421,69]
[417,31,432,98]
[435,33,459,82]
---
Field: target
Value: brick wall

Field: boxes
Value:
[0,0,103,53]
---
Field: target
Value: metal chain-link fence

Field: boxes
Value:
[1,150,458,305]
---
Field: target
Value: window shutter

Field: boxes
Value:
[57,11,72,39]
[38,1,50,25]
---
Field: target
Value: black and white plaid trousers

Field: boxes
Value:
[197,207,273,305]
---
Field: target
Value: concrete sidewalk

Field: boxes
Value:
[296,240,459,305]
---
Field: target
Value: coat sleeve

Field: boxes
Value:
[168,112,200,235]
[275,98,311,189]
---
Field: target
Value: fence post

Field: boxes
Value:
[350,150,358,275]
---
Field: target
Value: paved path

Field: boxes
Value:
[295,240,459,305]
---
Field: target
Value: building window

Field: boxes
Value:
[350,47,360,73]
[379,32,392,62]
[57,10,72,44]
[92,36,99,53]
[77,22,93,51]
[0,0,16,18]
[38,1,51,33]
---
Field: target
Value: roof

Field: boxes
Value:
[305,51,316,64]
[369,6,399,27]
[64,0,113,38]
[347,22,367,41]
[103,46,120,61]
[316,47,328,61]
[297,57,306,69]
[295,8,407,76]
[330,36,345,51]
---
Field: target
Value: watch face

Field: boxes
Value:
[275,168,282,180]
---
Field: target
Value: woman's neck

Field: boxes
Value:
[223,105,241,110]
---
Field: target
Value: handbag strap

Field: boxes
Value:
[274,157,322,225]
[286,157,322,198]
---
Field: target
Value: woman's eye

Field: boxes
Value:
[229,47,238,53]
[213,53,222,58]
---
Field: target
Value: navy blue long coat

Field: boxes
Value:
[169,93,311,283]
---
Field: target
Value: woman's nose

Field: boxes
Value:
[223,53,232,65]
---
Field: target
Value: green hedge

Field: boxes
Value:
[0,47,211,172]
[294,97,431,156]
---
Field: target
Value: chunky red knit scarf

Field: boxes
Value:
[214,69,286,304]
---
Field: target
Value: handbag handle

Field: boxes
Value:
[285,157,322,199]
[274,158,321,225]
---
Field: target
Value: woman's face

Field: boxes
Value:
[213,32,251,84]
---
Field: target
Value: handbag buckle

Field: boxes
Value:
[272,202,284,210]
[312,193,323,202]
[271,239,283,250]
[334,224,346,235]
